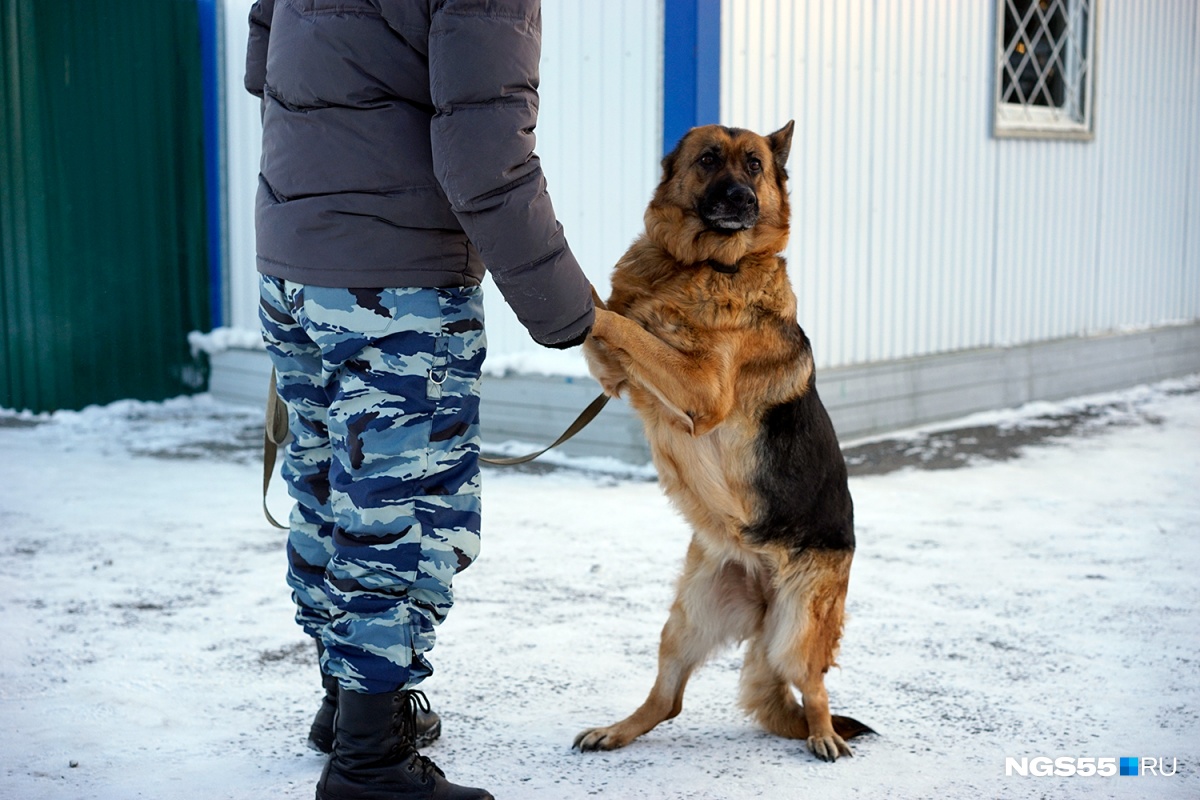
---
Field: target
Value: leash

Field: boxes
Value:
[477,285,610,464]
[262,366,290,529]
[262,287,612,525]
[261,370,608,525]
[478,391,608,465]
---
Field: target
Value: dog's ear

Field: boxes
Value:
[660,136,686,184]
[767,121,795,175]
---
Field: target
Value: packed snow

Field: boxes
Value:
[1,376,1198,799]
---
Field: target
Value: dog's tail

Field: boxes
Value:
[745,695,876,741]
[832,714,875,741]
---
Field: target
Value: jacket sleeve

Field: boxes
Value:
[426,0,594,348]
[244,0,274,98]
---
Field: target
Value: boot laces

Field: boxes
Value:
[392,690,445,782]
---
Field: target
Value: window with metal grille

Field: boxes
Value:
[993,0,1096,139]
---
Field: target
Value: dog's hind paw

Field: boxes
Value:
[807,732,853,762]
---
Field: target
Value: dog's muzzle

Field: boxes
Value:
[700,181,759,233]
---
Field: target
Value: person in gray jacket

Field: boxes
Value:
[246,1,595,798]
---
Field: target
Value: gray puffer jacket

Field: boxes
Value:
[245,0,593,347]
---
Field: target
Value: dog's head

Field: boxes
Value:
[647,122,794,267]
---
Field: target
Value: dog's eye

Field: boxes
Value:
[747,156,763,173]
[698,152,718,168]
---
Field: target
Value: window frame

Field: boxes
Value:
[992,0,1099,141]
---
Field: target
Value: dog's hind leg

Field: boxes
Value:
[574,541,764,752]
[741,628,874,758]
[739,634,810,739]
[758,549,870,761]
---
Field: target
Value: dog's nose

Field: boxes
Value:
[726,184,757,211]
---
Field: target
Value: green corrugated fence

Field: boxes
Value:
[1,0,210,413]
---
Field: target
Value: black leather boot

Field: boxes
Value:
[315,688,492,800]
[310,642,441,754]
[308,660,340,753]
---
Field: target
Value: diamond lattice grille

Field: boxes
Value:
[998,0,1093,128]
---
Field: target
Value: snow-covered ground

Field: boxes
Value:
[1,377,1198,799]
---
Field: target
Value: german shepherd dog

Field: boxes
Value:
[576,122,872,761]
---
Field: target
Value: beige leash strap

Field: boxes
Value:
[261,369,609,518]
[479,391,609,466]
[262,287,611,512]
[263,366,290,529]
[480,286,610,466]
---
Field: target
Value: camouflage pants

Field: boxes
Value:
[259,275,485,694]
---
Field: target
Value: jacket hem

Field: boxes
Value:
[256,257,482,290]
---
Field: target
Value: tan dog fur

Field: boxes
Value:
[577,122,870,761]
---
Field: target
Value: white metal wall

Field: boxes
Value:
[218,0,663,357]
[221,0,1198,370]
[223,0,263,333]
[1087,0,1199,334]
[722,0,1200,369]
[484,0,662,359]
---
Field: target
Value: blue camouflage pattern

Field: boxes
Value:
[259,275,485,694]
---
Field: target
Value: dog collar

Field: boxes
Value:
[705,258,740,275]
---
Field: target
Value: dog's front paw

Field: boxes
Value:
[806,732,852,762]
[573,725,633,752]
[583,338,629,397]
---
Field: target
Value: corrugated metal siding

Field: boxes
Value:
[1,0,210,412]
[222,0,262,333]
[1090,0,1199,332]
[220,0,1198,368]
[991,139,1102,346]
[722,0,1000,368]
[482,0,663,358]
[1189,7,1200,314]
[722,0,1200,369]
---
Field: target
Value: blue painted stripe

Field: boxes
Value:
[197,0,223,328]
[694,0,721,124]
[662,0,721,155]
